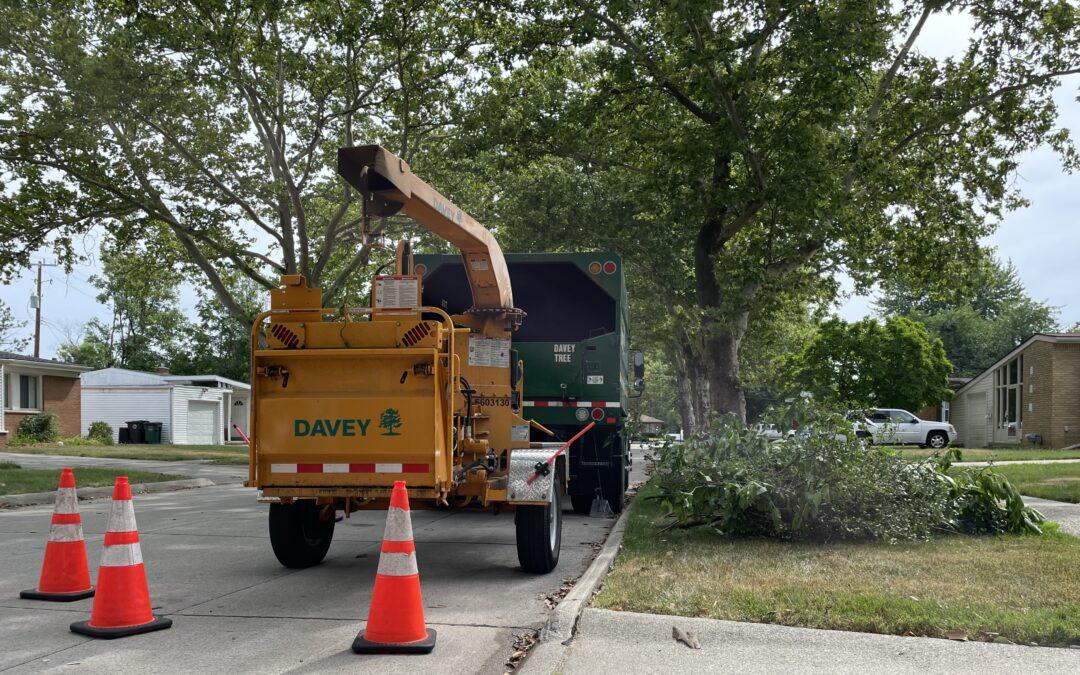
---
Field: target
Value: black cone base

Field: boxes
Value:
[21,587,95,602]
[70,615,172,639]
[352,628,436,654]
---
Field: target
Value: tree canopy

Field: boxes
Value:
[0,0,499,322]
[790,316,953,412]
[459,0,1079,427]
[875,253,1060,375]
[1,0,1078,431]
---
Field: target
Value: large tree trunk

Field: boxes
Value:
[701,328,746,423]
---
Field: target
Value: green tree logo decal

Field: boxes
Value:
[379,408,403,436]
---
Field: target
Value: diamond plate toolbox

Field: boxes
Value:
[508,448,554,503]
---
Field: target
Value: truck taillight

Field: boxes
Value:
[414,263,427,276]
[588,261,602,274]
[591,408,604,421]
[603,261,617,274]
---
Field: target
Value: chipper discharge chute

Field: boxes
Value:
[246,145,568,573]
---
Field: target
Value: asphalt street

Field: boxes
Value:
[1,452,645,673]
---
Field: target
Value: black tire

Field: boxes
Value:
[570,494,592,515]
[269,501,335,569]
[926,431,949,450]
[515,477,562,574]
[602,450,627,514]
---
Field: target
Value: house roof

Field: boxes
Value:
[954,333,1080,395]
[639,414,664,424]
[82,367,250,391]
[0,351,91,373]
[162,374,250,391]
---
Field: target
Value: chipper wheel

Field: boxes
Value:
[269,500,335,569]
[515,477,563,574]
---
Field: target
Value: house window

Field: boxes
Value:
[3,373,41,411]
[942,401,951,423]
[994,354,1023,434]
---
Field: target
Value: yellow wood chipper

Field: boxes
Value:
[245,145,567,573]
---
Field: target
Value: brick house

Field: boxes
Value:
[950,334,1080,448]
[0,352,91,446]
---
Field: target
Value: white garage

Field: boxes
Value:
[81,368,250,445]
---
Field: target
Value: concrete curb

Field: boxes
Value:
[0,478,217,508]
[521,502,634,675]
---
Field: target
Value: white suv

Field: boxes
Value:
[855,409,957,449]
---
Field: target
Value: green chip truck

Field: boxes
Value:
[415,251,644,514]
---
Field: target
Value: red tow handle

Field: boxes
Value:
[525,421,596,485]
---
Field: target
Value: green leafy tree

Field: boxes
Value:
[58,241,188,371]
[462,0,1080,428]
[168,276,264,382]
[790,316,953,412]
[0,299,29,352]
[0,0,499,321]
[876,254,1059,375]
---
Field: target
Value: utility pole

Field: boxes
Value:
[34,263,42,357]
[31,261,59,358]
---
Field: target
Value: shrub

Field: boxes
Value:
[88,421,114,445]
[14,412,60,444]
[655,401,1043,541]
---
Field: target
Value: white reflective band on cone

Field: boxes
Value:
[107,499,138,533]
[54,487,79,515]
[100,542,144,567]
[382,507,414,542]
[377,551,418,577]
[48,523,84,543]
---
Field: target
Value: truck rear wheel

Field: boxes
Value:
[570,494,592,515]
[602,451,627,514]
[515,480,562,574]
[269,501,335,569]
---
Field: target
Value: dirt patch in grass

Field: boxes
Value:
[6,443,248,464]
[0,463,186,496]
[592,481,1080,647]
[983,463,1080,504]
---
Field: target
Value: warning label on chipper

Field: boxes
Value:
[468,336,510,368]
[374,275,419,310]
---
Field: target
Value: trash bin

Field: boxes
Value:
[144,422,163,445]
[125,420,146,444]
[118,427,131,444]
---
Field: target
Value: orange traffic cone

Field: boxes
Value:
[20,467,94,601]
[70,477,172,638]
[352,481,436,654]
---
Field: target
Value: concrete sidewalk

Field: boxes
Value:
[549,609,1080,674]
[1024,496,1080,536]
[957,458,1080,466]
[0,451,246,483]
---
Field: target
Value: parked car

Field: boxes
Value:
[853,408,957,449]
[752,423,787,442]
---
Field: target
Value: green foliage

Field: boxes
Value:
[0,299,29,352]
[789,316,952,411]
[87,421,113,445]
[14,412,60,443]
[0,0,499,320]
[655,402,1043,541]
[876,254,1059,376]
[459,0,1080,425]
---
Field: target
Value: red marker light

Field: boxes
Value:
[603,261,617,274]
[606,417,617,424]
[591,408,604,420]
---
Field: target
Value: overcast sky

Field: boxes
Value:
[1,11,1078,358]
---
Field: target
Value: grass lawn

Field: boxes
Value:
[898,447,1080,462]
[593,482,1080,647]
[6,443,249,465]
[981,463,1080,504]
[0,462,185,496]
